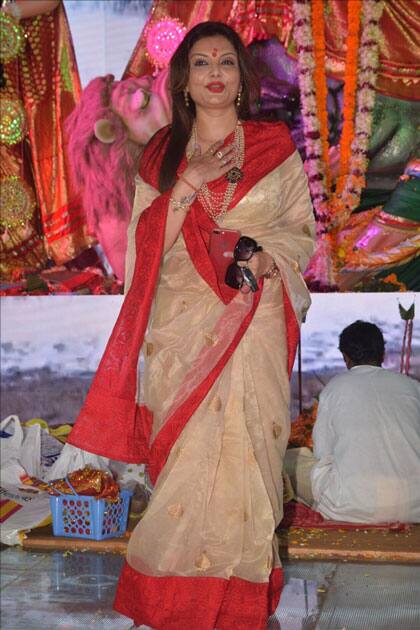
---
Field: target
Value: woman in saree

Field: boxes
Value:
[68,21,315,630]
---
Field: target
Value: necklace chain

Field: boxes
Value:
[189,121,244,222]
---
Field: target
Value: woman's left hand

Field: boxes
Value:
[239,251,274,279]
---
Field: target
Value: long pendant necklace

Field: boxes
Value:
[189,120,245,222]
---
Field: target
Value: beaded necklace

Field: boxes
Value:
[188,120,245,222]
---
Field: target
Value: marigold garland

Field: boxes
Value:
[311,0,331,192]
[336,0,362,196]
[293,0,385,286]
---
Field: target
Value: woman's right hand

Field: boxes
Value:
[183,140,236,189]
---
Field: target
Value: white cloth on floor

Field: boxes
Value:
[311,365,420,523]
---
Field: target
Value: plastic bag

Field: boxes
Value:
[0,416,55,545]
[0,483,52,546]
[1,415,41,478]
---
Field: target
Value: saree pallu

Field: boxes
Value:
[69,122,315,629]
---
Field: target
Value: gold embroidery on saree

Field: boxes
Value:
[272,423,282,439]
[248,447,257,464]
[208,396,222,412]
[167,503,184,519]
[204,332,218,346]
[194,552,211,572]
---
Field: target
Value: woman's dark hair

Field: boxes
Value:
[338,320,385,366]
[156,21,260,192]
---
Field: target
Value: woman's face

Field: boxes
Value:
[187,35,241,112]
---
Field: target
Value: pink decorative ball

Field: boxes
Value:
[145,18,187,70]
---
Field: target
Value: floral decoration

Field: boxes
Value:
[293,0,385,285]
[144,17,186,72]
[289,401,318,449]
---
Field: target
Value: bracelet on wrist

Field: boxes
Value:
[169,191,196,213]
[264,261,279,279]
[178,173,200,193]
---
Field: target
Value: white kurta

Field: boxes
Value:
[311,365,420,523]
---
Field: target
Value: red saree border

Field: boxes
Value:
[114,561,283,630]
[283,284,300,378]
[67,193,170,461]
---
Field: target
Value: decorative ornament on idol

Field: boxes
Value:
[0,176,36,230]
[0,11,25,64]
[145,17,186,73]
[0,98,26,145]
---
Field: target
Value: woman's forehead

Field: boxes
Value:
[189,35,236,57]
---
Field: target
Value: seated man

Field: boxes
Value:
[284,321,420,523]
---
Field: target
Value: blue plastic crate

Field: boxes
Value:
[50,481,132,541]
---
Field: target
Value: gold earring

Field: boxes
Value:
[184,89,190,108]
[236,87,242,108]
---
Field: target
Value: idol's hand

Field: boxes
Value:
[183,141,235,188]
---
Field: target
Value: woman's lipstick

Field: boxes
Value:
[206,82,225,93]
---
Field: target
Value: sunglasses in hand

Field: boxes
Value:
[225,236,262,293]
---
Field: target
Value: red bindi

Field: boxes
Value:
[211,48,218,57]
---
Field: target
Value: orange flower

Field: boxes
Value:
[383,273,398,284]
[336,0,362,195]
[310,0,362,199]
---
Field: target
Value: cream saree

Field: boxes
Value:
[117,149,315,628]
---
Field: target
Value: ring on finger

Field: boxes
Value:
[222,158,228,165]
[216,150,224,160]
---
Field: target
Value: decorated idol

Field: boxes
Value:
[66,69,171,281]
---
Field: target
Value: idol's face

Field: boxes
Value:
[111,72,171,145]
[187,35,241,112]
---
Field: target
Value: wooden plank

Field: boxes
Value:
[279,545,420,564]
[21,522,420,564]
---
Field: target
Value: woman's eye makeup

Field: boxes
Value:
[191,56,237,67]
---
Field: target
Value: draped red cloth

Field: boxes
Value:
[68,121,297,485]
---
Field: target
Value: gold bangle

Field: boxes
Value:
[264,261,279,279]
[178,173,199,193]
[169,196,193,213]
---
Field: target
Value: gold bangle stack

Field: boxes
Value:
[169,191,196,213]
[264,261,280,279]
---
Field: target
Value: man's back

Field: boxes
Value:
[311,366,420,523]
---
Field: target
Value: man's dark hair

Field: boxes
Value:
[339,320,385,366]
